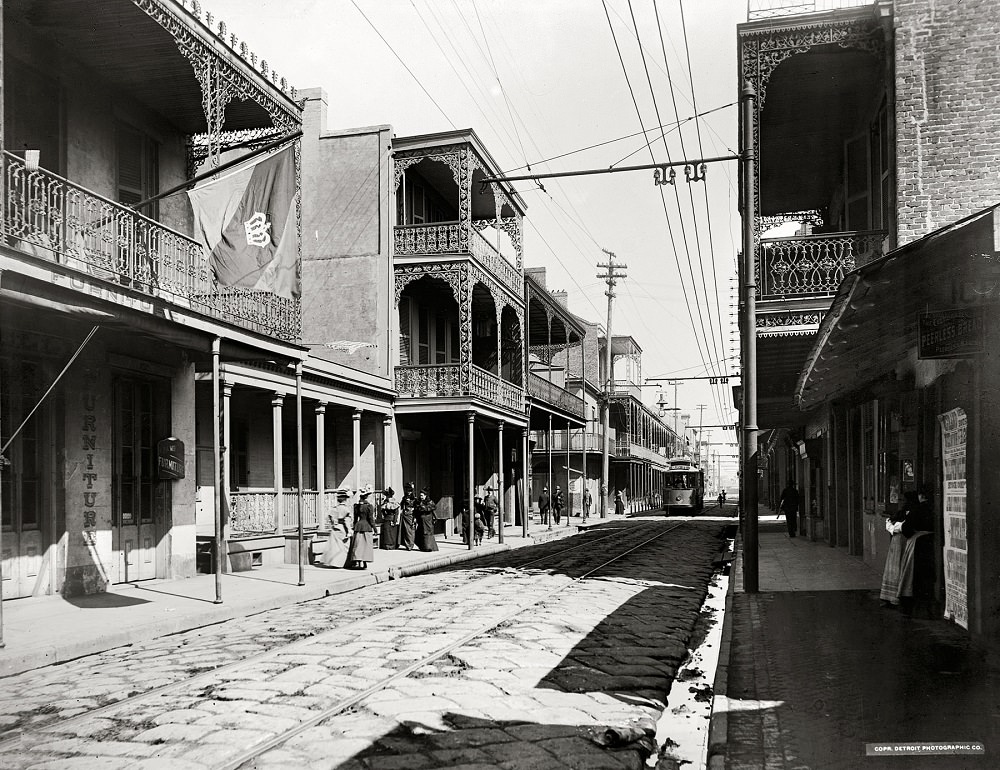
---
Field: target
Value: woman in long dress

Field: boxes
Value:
[346,486,376,569]
[379,487,400,550]
[317,489,351,567]
[399,482,417,550]
[414,488,439,552]
[880,491,916,606]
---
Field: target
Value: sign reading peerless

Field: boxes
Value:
[918,309,982,359]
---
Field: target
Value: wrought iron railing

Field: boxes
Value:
[609,381,643,401]
[392,222,522,296]
[747,0,871,21]
[3,152,299,340]
[758,230,885,300]
[395,363,463,398]
[469,228,522,295]
[394,221,464,255]
[229,490,278,535]
[527,372,585,418]
[395,363,524,412]
[534,430,615,453]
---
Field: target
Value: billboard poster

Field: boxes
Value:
[938,407,968,629]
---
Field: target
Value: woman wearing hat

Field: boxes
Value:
[345,485,376,569]
[317,488,351,568]
[399,482,417,550]
[379,487,400,550]
[414,488,439,552]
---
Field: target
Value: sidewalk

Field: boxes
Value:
[709,516,999,770]
[0,515,617,679]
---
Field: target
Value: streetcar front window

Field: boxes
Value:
[664,473,691,489]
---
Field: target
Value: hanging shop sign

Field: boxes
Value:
[918,309,982,359]
[157,437,185,480]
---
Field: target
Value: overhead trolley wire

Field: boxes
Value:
[350,0,455,129]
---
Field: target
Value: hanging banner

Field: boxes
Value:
[938,407,968,629]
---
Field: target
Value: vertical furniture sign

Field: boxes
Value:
[938,407,968,629]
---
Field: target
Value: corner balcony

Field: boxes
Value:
[758,230,885,300]
[3,153,299,340]
[615,439,668,466]
[526,372,585,420]
[394,222,522,297]
[395,363,524,413]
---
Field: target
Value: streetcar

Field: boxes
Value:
[662,458,705,513]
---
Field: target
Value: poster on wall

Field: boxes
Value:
[939,407,968,630]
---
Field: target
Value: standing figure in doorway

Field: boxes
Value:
[378,487,400,550]
[483,487,498,538]
[553,486,564,524]
[778,480,800,538]
[399,482,417,550]
[538,486,550,524]
[614,490,625,517]
[345,485,376,569]
[582,486,592,521]
[415,488,439,552]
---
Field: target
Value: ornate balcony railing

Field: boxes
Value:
[394,222,464,256]
[469,228,522,296]
[395,363,463,398]
[609,381,643,401]
[3,152,299,340]
[758,230,885,300]
[527,372,585,418]
[229,490,278,535]
[534,430,615,453]
[393,222,522,296]
[280,491,320,531]
[395,363,524,412]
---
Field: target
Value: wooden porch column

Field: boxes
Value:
[383,414,393,492]
[565,423,571,526]
[221,382,233,564]
[272,394,284,533]
[547,413,553,530]
[315,403,327,528]
[497,420,505,544]
[353,409,362,501]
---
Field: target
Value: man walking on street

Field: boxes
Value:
[483,486,498,538]
[779,480,800,538]
[582,486,592,521]
[538,487,550,525]
[553,485,564,525]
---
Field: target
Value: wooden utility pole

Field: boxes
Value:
[597,251,627,517]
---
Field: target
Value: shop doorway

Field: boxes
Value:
[1,360,49,599]
[112,375,167,584]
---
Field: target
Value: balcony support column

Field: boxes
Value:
[466,411,475,550]
[212,339,223,604]
[383,415,394,494]
[521,427,530,538]
[295,362,305,587]
[497,420,505,544]
[565,422,571,526]
[272,394,284,534]
[221,381,232,569]
[316,403,327,529]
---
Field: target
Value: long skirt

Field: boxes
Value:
[898,531,931,598]
[879,532,905,603]
[399,512,417,549]
[317,531,348,567]
[416,513,438,552]
[379,520,399,550]
[346,532,375,564]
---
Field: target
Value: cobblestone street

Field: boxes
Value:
[0,519,727,770]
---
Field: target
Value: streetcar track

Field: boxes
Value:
[221,521,689,770]
[0,524,639,751]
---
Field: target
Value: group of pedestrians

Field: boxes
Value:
[455,487,499,545]
[316,481,439,570]
[538,485,566,524]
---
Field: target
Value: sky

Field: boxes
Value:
[207,0,747,475]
